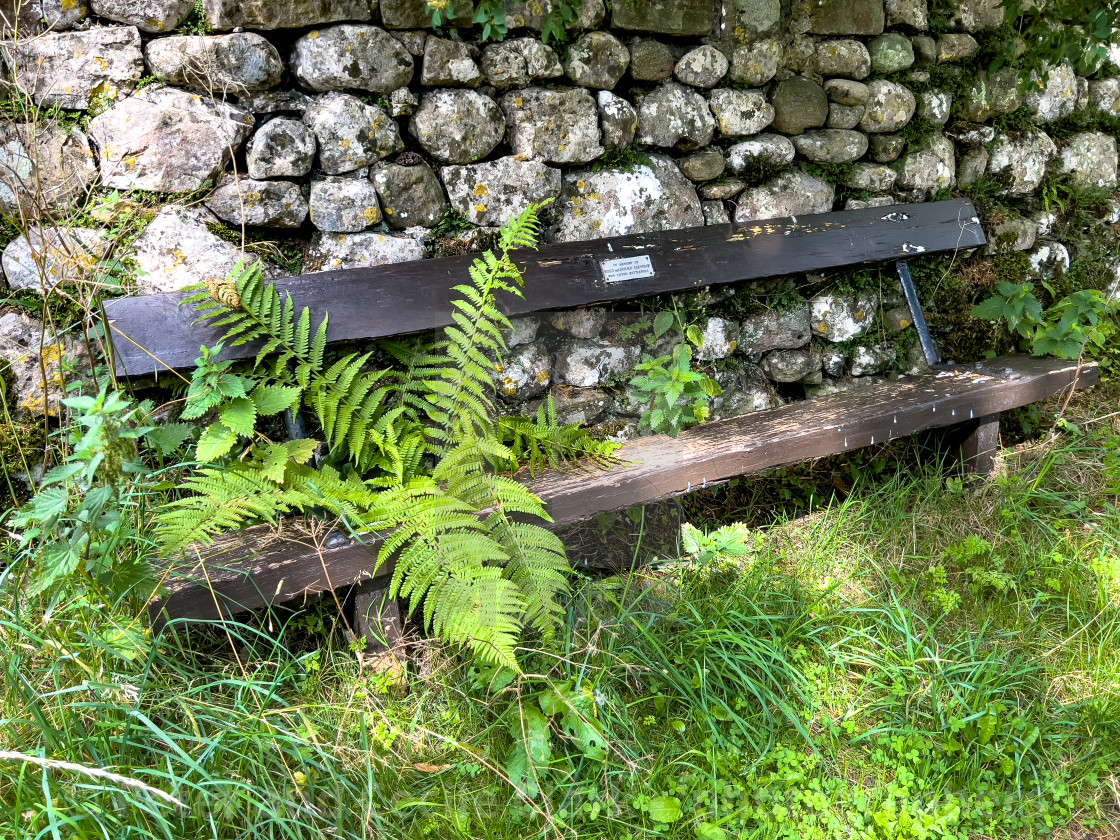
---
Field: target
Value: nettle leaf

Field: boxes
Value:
[505,704,551,799]
[252,384,302,416]
[196,423,239,462]
[12,486,68,527]
[652,310,675,339]
[146,423,193,456]
[220,397,257,437]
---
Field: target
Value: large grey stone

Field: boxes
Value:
[551,154,703,243]
[0,123,95,220]
[735,0,781,38]
[849,343,895,376]
[246,118,317,179]
[761,348,820,383]
[725,134,795,171]
[811,40,871,79]
[495,341,551,402]
[827,103,865,130]
[730,40,782,87]
[628,39,675,81]
[859,80,916,133]
[205,178,308,228]
[309,176,382,232]
[1059,132,1118,189]
[635,81,715,150]
[421,36,482,87]
[441,156,561,227]
[824,79,869,106]
[611,0,718,36]
[739,306,811,356]
[291,25,414,94]
[770,77,828,135]
[1024,64,1078,123]
[679,148,725,181]
[948,0,1003,32]
[7,26,143,109]
[380,0,473,28]
[90,0,192,31]
[1089,78,1120,117]
[695,317,739,360]
[868,33,914,74]
[918,89,952,125]
[734,171,834,223]
[0,311,91,420]
[936,34,979,62]
[12,0,89,34]
[809,0,884,35]
[502,87,604,164]
[792,130,868,164]
[598,91,637,149]
[868,133,906,163]
[674,45,728,89]
[371,162,448,229]
[845,162,897,192]
[89,87,254,192]
[959,68,1022,122]
[565,31,629,89]
[554,339,640,387]
[203,0,372,30]
[988,130,1057,194]
[145,33,283,93]
[480,38,563,89]
[893,133,955,199]
[503,0,603,31]
[413,89,505,164]
[885,0,927,29]
[304,231,426,273]
[2,226,107,293]
[810,291,877,342]
[305,92,403,175]
[708,88,773,138]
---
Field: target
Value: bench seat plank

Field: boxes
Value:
[110,199,985,377]
[152,354,1094,625]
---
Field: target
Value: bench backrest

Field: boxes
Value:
[106,198,986,377]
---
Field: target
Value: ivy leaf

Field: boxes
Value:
[195,423,239,462]
[219,397,257,437]
[648,796,683,824]
[252,384,302,416]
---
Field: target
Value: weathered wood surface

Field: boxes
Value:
[151,355,1095,625]
[109,199,986,377]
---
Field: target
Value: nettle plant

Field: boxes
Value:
[972,280,1118,359]
[158,204,616,669]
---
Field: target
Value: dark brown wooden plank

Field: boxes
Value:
[150,355,1094,625]
[110,199,986,377]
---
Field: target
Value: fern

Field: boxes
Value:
[500,396,620,477]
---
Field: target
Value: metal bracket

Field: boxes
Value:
[896,259,940,367]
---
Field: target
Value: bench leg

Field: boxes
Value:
[958,413,1000,476]
[352,579,405,661]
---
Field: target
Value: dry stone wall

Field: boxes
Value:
[1,0,1118,434]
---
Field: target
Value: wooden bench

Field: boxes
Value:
[103,199,1098,633]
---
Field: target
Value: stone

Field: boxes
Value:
[960,68,1022,122]
[702,200,730,224]
[304,92,404,175]
[0,311,92,420]
[145,33,283,94]
[725,134,795,171]
[700,178,745,200]
[885,0,927,29]
[502,87,603,164]
[860,80,916,133]
[371,162,447,229]
[239,90,315,114]
[304,231,425,273]
[948,0,1003,32]
[827,103,865,130]
[380,0,473,27]
[505,316,540,346]
[495,341,551,401]
[550,386,608,425]
[678,148,726,181]
[822,350,845,376]
[554,339,640,387]
[1076,76,1090,111]
[1024,64,1079,124]
[735,0,781,37]
[389,31,429,55]
[936,33,979,62]
[1059,132,1118,189]
[551,154,703,243]
[549,307,608,338]
[734,171,834,223]
[597,91,637,149]
[911,35,937,66]
[791,129,868,164]
[810,292,877,342]
[389,88,419,117]
[869,33,914,74]
[988,131,1057,194]
[611,0,718,37]
[811,40,871,79]
[884,306,913,332]
[824,79,870,106]
[480,38,562,89]
[204,0,372,30]
[675,45,728,89]
[708,88,774,138]
[129,205,279,295]
[410,89,504,165]
[2,226,107,293]
[869,133,905,163]
[1027,242,1070,283]
[730,41,782,87]
[204,178,307,228]
[845,196,899,210]
[90,0,191,31]
[246,118,317,179]
[809,0,884,36]
[421,37,482,87]
[918,89,952,125]
[984,215,1036,255]
[565,31,629,89]
[739,306,811,356]
[309,177,382,232]
[696,317,739,360]
[504,0,604,31]
[628,39,675,81]
[956,148,988,189]
[850,343,895,376]
[291,25,414,94]
[761,348,820,382]
[769,76,828,135]
[845,162,897,192]
[1089,78,1120,117]
[89,87,253,192]
[635,82,715,150]
[441,156,561,227]
[893,133,955,199]
[0,123,95,220]
[15,0,89,33]
[7,26,143,110]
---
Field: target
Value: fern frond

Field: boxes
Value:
[499,396,622,476]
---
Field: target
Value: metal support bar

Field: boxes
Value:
[896,259,940,368]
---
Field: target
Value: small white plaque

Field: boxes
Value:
[601,254,654,283]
